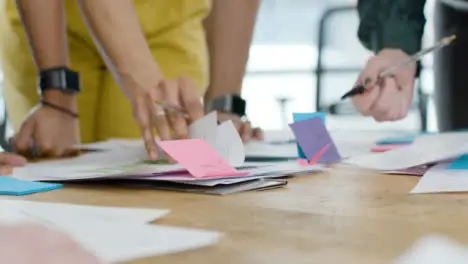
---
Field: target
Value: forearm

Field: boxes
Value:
[16,0,68,69]
[16,0,74,107]
[357,0,426,55]
[203,0,260,103]
[76,0,161,93]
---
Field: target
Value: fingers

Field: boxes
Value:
[132,91,159,160]
[352,54,414,122]
[369,77,400,121]
[153,83,172,142]
[0,152,27,167]
[178,76,204,122]
[162,80,189,139]
[252,127,264,140]
[13,120,35,156]
[240,121,252,142]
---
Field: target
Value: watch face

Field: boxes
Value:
[209,95,246,117]
[39,68,81,94]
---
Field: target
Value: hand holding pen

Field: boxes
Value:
[342,34,456,122]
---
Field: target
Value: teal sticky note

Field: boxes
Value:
[0,177,62,196]
[376,135,417,145]
[292,112,326,159]
[447,154,468,170]
[376,131,435,145]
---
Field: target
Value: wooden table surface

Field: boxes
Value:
[6,164,468,264]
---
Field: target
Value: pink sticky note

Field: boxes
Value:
[158,139,248,178]
[298,144,330,166]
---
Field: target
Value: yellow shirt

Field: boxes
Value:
[0,0,211,142]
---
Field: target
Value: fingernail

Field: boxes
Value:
[150,150,158,160]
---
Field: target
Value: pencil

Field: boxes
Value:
[341,34,457,100]
[154,101,190,119]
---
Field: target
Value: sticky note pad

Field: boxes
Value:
[289,117,341,164]
[158,139,249,178]
[0,177,62,196]
[292,112,326,159]
[447,154,468,170]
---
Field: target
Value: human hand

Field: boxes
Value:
[0,224,102,264]
[352,48,416,121]
[12,91,80,158]
[0,152,27,174]
[127,75,204,160]
[217,112,263,142]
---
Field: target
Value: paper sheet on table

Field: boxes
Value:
[345,132,468,170]
[244,140,298,159]
[409,162,468,194]
[0,210,221,263]
[395,234,468,264]
[0,200,169,224]
[11,146,182,181]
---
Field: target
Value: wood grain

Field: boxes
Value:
[4,164,468,264]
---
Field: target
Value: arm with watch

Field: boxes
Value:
[203,0,263,142]
[13,0,81,158]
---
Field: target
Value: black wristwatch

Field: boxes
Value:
[205,94,246,117]
[38,66,81,95]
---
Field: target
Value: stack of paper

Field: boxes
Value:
[0,200,221,262]
[12,112,323,195]
[345,132,468,171]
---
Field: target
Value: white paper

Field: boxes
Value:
[245,141,297,158]
[345,132,468,170]
[409,163,468,194]
[0,211,221,263]
[395,234,468,264]
[0,200,170,224]
[188,111,218,146]
[214,120,245,166]
[188,112,245,167]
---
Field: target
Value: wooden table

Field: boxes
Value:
[7,164,468,264]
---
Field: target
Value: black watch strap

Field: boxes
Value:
[206,94,246,117]
[38,66,81,95]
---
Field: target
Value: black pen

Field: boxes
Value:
[341,34,457,100]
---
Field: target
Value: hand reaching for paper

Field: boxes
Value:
[127,75,204,160]
[11,91,80,158]
[217,112,263,142]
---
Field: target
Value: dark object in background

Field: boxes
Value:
[434,1,468,131]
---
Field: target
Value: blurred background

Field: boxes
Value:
[0,0,438,136]
[242,0,437,132]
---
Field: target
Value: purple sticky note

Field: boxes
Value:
[289,117,341,163]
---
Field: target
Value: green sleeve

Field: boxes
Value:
[357,0,427,55]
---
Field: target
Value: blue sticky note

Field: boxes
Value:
[0,177,63,196]
[292,112,326,159]
[447,154,468,170]
[293,112,325,123]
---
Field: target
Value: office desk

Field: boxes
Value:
[9,164,468,264]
